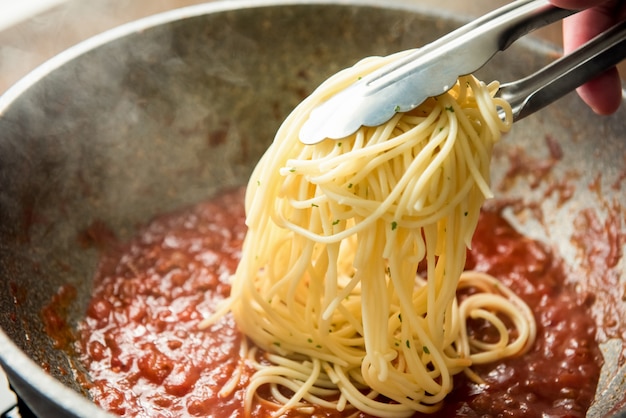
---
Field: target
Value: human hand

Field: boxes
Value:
[549,0,626,114]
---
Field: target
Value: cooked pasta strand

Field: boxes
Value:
[199,50,535,417]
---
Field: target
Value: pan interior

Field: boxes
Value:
[0,2,624,417]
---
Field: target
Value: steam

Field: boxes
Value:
[0,0,207,95]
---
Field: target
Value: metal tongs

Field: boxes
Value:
[299,0,626,145]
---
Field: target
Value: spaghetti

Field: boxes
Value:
[199,51,536,417]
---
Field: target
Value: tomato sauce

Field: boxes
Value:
[75,188,602,417]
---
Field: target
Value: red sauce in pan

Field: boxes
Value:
[75,188,602,417]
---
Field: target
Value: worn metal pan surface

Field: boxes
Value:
[0,1,624,417]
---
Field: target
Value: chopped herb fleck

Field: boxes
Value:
[307,338,313,343]
[423,346,430,354]
[398,313,402,322]
[445,105,455,112]
[464,211,468,216]
[337,142,342,147]
[391,221,398,231]
[316,344,322,349]
[312,203,319,207]
[394,105,401,112]
[406,340,411,349]
[348,183,353,188]
[289,167,296,172]
[273,341,281,347]
[332,219,340,225]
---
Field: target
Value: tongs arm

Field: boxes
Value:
[299,0,578,144]
[362,0,575,92]
[499,19,626,121]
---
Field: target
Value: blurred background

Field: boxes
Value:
[2,0,568,96]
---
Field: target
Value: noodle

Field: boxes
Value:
[199,50,536,417]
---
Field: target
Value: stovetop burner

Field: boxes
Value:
[1,368,35,418]
[1,395,36,418]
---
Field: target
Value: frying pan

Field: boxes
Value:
[0,1,624,417]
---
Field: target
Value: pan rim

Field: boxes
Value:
[0,1,623,417]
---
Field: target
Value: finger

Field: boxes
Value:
[549,0,604,10]
[562,3,624,114]
[575,68,622,114]
[561,5,618,53]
